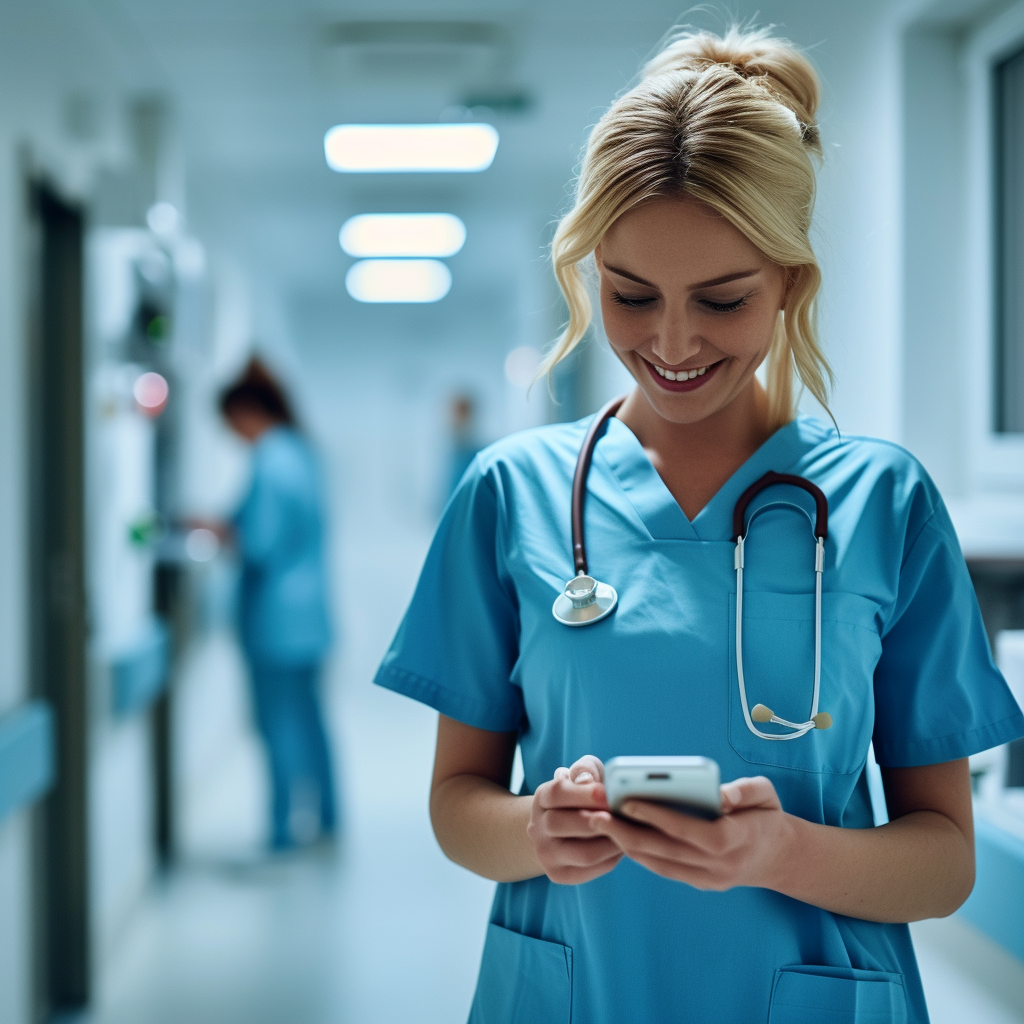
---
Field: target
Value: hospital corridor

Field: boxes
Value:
[2,2,1024,1023]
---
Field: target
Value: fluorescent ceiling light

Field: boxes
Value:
[340,213,466,258]
[324,123,498,173]
[346,259,452,303]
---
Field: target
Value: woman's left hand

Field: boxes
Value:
[583,776,794,891]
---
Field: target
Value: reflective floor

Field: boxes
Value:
[76,488,1024,1024]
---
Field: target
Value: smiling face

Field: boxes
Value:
[597,196,789,427]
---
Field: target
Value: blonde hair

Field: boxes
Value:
[546,25,833,429]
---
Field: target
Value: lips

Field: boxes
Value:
[643,357,723,392]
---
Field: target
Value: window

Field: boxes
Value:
[996,45,1024,433]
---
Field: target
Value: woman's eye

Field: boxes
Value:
[699,296,748,313]
[611,292,656,308]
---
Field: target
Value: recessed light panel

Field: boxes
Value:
[324,123,498,173]
[345,259,452,303]
[340,213,466,258]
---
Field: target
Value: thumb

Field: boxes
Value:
[568,754,605,785]
[720,776,782,814]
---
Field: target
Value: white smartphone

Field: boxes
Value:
[604,756,722,820]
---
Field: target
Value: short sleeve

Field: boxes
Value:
[374,459,524,732]
[872,503,1024,767]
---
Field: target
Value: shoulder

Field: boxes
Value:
[797,417,944,540]
[253,428,317,481]
[470,419,590,492]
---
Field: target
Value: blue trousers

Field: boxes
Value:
[248,662,337,848]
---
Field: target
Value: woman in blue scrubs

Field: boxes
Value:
[375,27,1024,1024]
[220,359,336,850]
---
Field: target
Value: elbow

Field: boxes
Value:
[428,777,475,872]
[930,842,976,920]
[938,860,976,918]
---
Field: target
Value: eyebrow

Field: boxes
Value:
[601,264,761,290]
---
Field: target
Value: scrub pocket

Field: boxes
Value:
[768,965,907,1023]
[728,590,882,774]
[468,922,573,1024]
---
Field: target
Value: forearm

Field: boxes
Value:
[430,774,544,883]
[769,810,975,922]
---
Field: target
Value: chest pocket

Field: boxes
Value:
[728,590,882,774]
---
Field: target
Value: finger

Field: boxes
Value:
[619,800,724,849]
[720,776,781,813]
[568,754,605,785]
[626,851,725,889]
[548,837,623,868]
[543,809,609,838]
[546,851,623,886]
[589,812,711,865]
[537,777,610,811]
[554,766,571,781]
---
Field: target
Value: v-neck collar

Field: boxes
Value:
[596,414,832,541]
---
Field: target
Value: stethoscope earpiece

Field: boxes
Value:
[751,704,834,731]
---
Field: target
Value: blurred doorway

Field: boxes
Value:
[28,182,91,1019]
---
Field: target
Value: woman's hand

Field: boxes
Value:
[527,755,623,885]
[585,775,793,891]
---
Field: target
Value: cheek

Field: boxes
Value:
[599,299,646,352]
[713,305,779,357]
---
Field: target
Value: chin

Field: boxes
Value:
[640,387,722,425]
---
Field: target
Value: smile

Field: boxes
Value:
[643,357,722,392]
[654,363,708,381]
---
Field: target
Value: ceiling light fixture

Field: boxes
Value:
[339,213,466,258]
[346,259,452,303]
[324,123,498,173]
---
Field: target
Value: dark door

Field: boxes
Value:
[29,182,90,1016]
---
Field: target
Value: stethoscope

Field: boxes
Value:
[551,396,833,739]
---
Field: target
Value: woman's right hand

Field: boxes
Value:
[527,755,623,884]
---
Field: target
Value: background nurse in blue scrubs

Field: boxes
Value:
[376,26,1024,1024]
[218,358,337,851]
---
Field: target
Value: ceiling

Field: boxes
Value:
[0,0,910,386]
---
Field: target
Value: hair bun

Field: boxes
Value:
[643,26,821,151]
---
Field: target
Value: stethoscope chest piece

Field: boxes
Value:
[552,574,618,626]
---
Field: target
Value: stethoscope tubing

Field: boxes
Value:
[570,396,626,576]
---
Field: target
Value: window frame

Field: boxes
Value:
[964,1,1024,488]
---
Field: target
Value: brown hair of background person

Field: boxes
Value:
[219,357,296,427]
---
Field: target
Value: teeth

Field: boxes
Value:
[653,361,711,381]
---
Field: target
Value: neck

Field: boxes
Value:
[616,381,776,520]
[620,380,772,459]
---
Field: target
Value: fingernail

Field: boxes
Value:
[573,770,594,784]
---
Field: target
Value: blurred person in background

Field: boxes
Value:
[446,392,482,500]
[208,357,337,851]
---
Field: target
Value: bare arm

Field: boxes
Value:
[588,758,975,923]
[771,759,975,920]
[429,716,621,883]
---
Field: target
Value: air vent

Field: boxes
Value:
[317,20,510,83]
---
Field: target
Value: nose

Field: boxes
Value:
[649,303,703,367]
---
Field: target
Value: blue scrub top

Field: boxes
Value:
[234,426,331,668]
[376,413,1024,1024]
